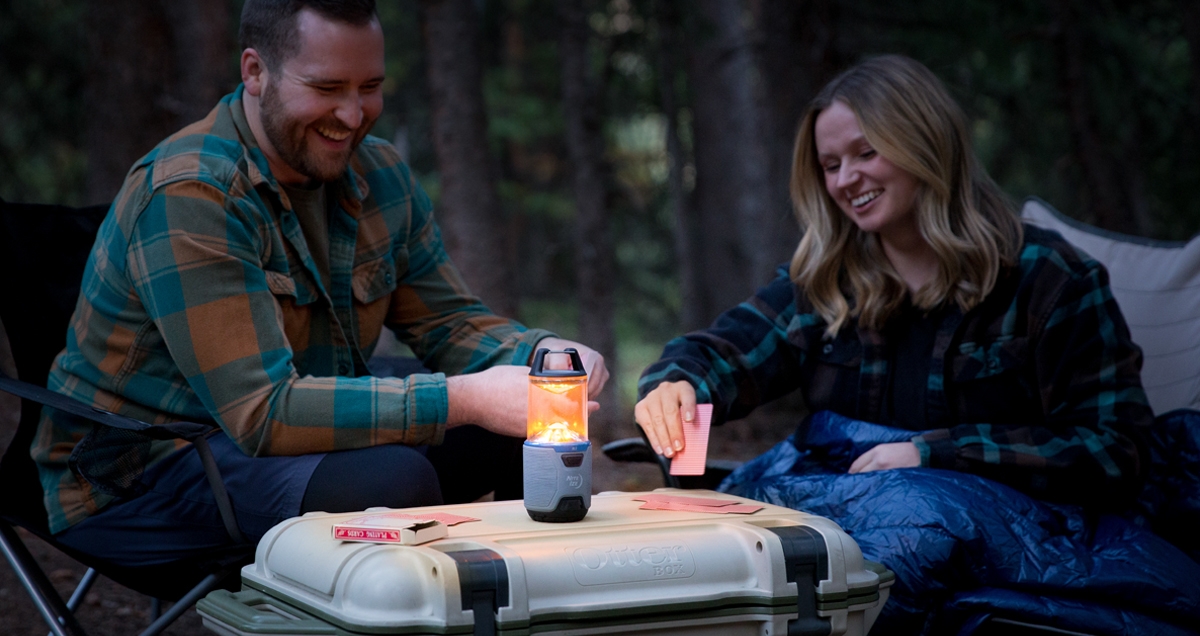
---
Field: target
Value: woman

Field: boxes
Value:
[635,55,1163,630]
[636,55,1151,503]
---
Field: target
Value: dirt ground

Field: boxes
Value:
[1,320,804,635]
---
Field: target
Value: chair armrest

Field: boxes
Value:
[0,369,244,545]
[600,436,744,491]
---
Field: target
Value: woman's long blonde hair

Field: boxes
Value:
[789,55,1022,336]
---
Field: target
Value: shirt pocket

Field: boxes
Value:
[793,327,862,414]
[786,314,863,365]
[812,337,862,367]
[352,251,403,350]
[264,268,320,353]
[264,269,320,306]
[950,336,1035,421]
[351,253,400,304]
[952,336,1029,381]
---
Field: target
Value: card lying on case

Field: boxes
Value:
[669,403,712,476]
[633,493,762,514]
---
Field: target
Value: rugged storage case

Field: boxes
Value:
[198,490,893,636]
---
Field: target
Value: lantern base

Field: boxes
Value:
[527,496,588,523]
[523,441,591,523]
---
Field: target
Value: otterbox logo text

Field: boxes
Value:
[568,542,695,585]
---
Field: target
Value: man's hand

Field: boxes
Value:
[633,381,696,458]
[446,366,531,437]
[534,337,609,399]
[446,364,599,438]
[848,442,921,473]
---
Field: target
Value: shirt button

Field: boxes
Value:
[338,363,351,375]
[384,272,394,284]
[822,343,833,355]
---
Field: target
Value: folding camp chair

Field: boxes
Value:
[1021,196,1200,416]
[0,199,252,636]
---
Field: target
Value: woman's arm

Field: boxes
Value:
[635,269,807,456]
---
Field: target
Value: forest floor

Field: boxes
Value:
[1,396,803,636]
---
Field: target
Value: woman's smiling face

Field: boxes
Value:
[814,100,923,243]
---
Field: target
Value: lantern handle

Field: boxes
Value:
[564,348,585,373]
[530,348,587,375]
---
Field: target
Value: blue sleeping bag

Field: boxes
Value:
[719,410,1200,635]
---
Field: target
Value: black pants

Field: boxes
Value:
[300,423,524,513]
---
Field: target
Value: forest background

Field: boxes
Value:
[5,2,1200,631]
[5,0,1200,450]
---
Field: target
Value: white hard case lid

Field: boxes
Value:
[241,490,877,633]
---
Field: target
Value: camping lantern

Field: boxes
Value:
[523,347,591,522]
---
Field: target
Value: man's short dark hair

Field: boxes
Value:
[239,0,378,70]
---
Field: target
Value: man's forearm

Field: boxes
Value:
[444,365,530,437]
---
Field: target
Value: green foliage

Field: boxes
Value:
[5,0,1200,411]
[845,0,1200,239]
[0,0,88,204]
[376,0,436,174]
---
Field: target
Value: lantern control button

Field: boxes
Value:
[560,453,586,467]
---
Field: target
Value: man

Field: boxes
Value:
[35,0,608,567]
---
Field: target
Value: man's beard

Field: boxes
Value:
[259,81,368,183]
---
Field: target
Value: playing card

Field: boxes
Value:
[669,403,712,476]
[637,501,762,514]
[633,493,735,507]
[343,511,479,527]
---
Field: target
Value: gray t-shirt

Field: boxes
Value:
[282,182,332,294]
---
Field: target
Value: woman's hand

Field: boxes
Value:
[848,442,921,473]
[633,381,697,458]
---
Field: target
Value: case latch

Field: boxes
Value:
[448,549,510,636]
[767,526,832,636]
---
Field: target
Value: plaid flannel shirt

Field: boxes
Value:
[35,86,552,533]
[639,225,1153,506]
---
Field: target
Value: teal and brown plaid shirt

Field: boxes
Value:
[639,225,1154,507]
[35,86,552,533]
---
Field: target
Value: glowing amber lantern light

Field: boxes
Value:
[523,348,591,522]
[527,375,588,445]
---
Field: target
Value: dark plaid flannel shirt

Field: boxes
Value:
[639,225,1153,506]
[35,86,552,533]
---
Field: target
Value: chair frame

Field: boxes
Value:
[0,199,248,636]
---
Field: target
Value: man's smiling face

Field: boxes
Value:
[255,8,385,184]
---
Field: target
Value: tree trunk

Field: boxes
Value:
[159,0,235,126]
[656,0,704,332]
[84,0,232,205]
[686,0,773,324]
[753,0,843,279]
[1051,0,1146,235]
[83,1,219,203]
[558,0,619,422]
[421,0,519,318]
[1181,0,1200,121]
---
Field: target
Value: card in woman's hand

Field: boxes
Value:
[670,403,712,476]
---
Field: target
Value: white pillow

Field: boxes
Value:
[1022,197,1200,415]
